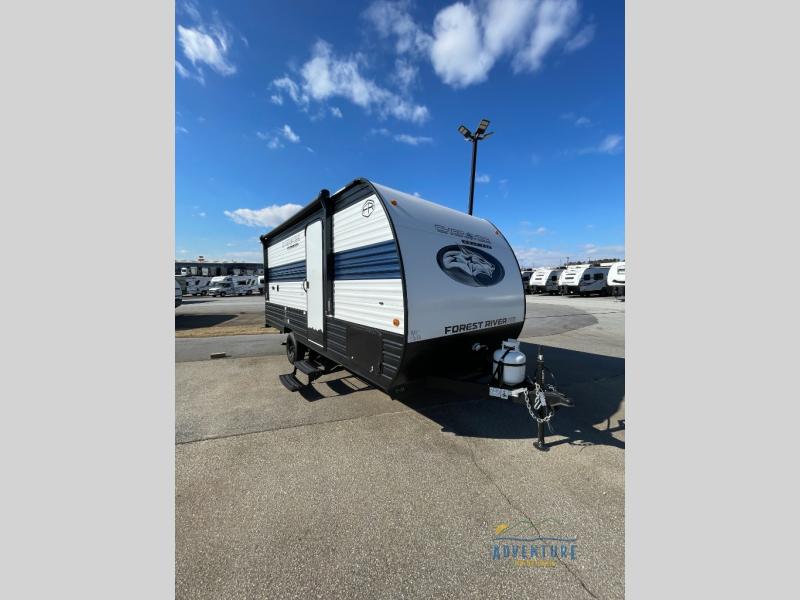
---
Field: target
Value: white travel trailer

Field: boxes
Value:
[257,275,265,295]
[558,264,611,296]
[185,276,211,296]
[607,261,625,297]
[261,178,525,395]
[529,267,565,294]
[520,269,534,294]
[175,279,182,308]
[207,275,258,297]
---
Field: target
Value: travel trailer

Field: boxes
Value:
[207,275,258,297]
[520,269,534,294]
[261,179,525,395]
[257,275,265,295]
[558,264,611,296]
[185,276,211,296]
[175,280,182,308]
[607,261,625,297]
[529,267,565,294]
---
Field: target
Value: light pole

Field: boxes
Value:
[458,118,494,215]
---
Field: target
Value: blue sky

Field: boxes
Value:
[176,0,624,267]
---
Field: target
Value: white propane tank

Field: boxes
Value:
[492,339,526,386]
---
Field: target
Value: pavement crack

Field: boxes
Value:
[175,399,471,446]
[462,437,601,600]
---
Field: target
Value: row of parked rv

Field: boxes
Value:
[520,261,626,296]
[176,275,265,297]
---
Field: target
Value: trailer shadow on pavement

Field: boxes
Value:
[393,344,625,450]
[175,314,238,330]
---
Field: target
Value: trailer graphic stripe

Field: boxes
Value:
[268,260,306,282]
[333,240,401,280]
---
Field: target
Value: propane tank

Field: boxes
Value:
[492,339,526,386]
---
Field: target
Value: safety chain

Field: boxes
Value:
[523,383,555,425]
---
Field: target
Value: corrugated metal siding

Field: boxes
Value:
[381,336,403,382]
[268,230,305,267]
[333,279,404,333]
[332,241,401,280]
[332,194,394,253]
[268,260,306,281]
[266,281,306,311]
[324,317,403,390]
[264,305,307,338]
[326,318,347,358]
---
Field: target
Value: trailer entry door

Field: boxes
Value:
[305,220,324,346]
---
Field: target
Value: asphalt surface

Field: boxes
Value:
[175,294,625,362]
[175,294,625,599]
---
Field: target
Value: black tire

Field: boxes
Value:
[220,292,226,297]
[246,290,252,296]
[286,333,307,365]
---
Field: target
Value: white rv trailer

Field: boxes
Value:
[529,267,565,294]
[558,264,611,296]
[607,261,625,297]
[257,275,265,295]
[261,179,525,395]
[520,269,534,294]
[175,280,182,308]
[207,275,258,297]
[185,276,211,296]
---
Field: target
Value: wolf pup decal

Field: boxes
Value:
[436,245,505,287]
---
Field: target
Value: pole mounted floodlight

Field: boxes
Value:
[457,118,494,215]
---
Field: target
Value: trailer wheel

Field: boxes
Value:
[286,333,306,364]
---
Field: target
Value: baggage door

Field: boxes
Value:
[305,220,324,346]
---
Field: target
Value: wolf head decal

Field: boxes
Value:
[436,245,505,287]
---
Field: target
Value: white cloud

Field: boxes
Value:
[224,203,304,228]
[179,1,201,23]
[394,133,433,145]
[475,173,490,183]
[562,112,591,126]
[176,5,238,83]
[364,0,432,55]
[330,106,343,118]
[582,243,624,256]
[273,76,308,107]
[270,94,283,105]
[513,246,567,268]
[393,58,418,90]
[575,116,591,126]
[176,125,189,134]
[425,0,590,88]
[177,24,236,77]
[281,124,300,143]
[513,0,579,72]
[565,23,596,52]
[597,134,623,154]
[430,3,494,87]
[272,40,429,123]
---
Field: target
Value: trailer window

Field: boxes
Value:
[583,274,590,281]
[593,273,604,280]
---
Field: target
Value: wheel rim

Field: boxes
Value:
[287,340,295,363]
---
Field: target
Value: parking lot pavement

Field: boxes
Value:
[522,295,625,358]
[176,339,624,599]
[175,333,284,363]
